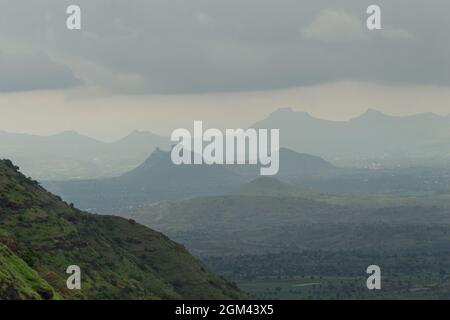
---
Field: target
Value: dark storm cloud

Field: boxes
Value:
[0,0,449,93]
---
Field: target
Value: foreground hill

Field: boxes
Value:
[0,244,60,300]
[0,159,244,299]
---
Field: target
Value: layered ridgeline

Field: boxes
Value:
[44,148,246,212]
[254,108,450,167]
[0,159,244,300]
[43,148,341,213]
[44,146,450,213]
[0,130,170,180]
[5,108,450,180]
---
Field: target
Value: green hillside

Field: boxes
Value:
[0,244,60,300]
[0,159,245,300]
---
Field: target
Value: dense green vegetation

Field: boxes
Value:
[0,159,245,300]
[235,274,450,300]
[127,177,450,299]
[128,193,450,256]
[0,244,61,300]
[205,250,450,299]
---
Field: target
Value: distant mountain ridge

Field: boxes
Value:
[44,148,247,212]
[253,108,450,167]
[45,142,450,213]
[3,107,449,179]
[0,130,171,180]
[43,146,342,212]
[227,147,339,177]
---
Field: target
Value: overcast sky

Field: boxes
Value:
[0,0,449,140]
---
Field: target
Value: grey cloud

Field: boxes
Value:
[0,0,448,94]
[0,51,82,92]
[302,9,414,44]
[302,10,368,43]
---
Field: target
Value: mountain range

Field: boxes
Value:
[43,147,343,212]
[4,108,450,181]
[253,108,450,167]
[0,130,170,180]
[44,143,450,213]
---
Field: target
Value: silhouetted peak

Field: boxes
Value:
[270,107,295,115]
[53,130,81,137]
[269,107,313,120]
[362,108,385,117]
[147,147,169,160]
[48,130,98,142]
[119,130,153,141]
[351,109,390,122]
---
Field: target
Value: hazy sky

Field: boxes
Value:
[0,0,449,140]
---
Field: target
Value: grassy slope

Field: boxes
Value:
[0,244,61,300]
[0,159,244,300]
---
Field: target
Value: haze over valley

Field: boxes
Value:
[2,0,450,301]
